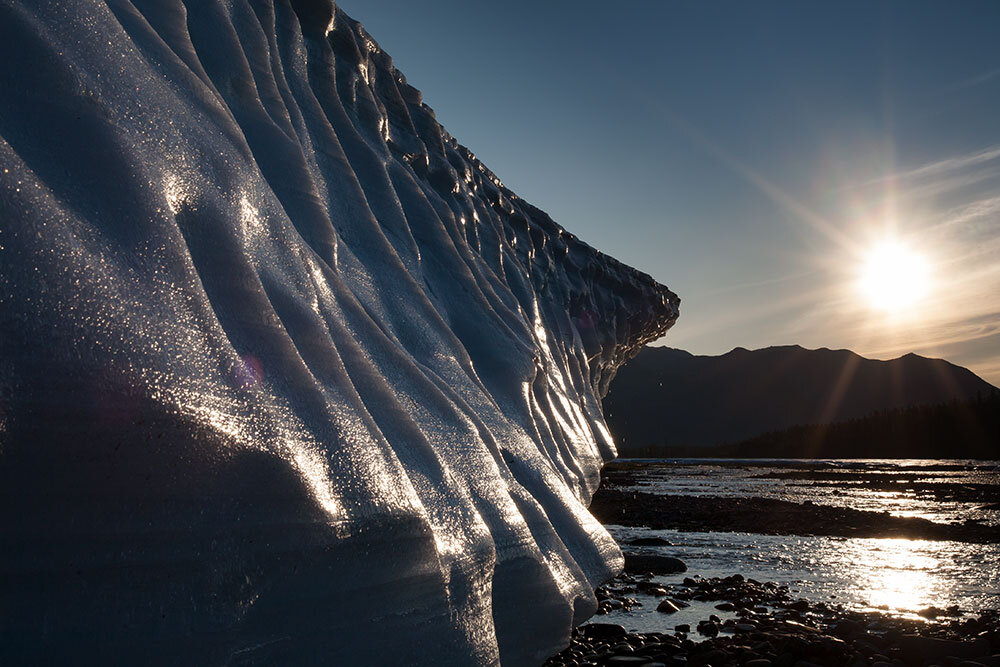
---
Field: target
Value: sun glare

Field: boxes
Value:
[858,241,930,312]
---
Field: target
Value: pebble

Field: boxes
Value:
[657,599,682,613]
[623,553,688,575]
[580,623,627,640]
[697,621,719,637]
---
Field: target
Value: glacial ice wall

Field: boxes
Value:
[0,1,678,664]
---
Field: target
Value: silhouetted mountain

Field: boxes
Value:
[604,345,998,455]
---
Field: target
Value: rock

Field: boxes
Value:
[581,623,628,640]
[657,600,682,614]
[772,651,796,667]
[606,657,652,666]
[735,623,757,633]
[780,620,820,634]
[834,619,862,638]
[623,553,688,575]
[639,643,683,659]
[675,624,690,633]
[894,635,992,661]
[697,622,719,637]
[637,581,669,596]
[694,648,730,666]
[635,642,663,654]
[745,660,773,667]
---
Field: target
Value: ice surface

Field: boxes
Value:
[0,2,678,664]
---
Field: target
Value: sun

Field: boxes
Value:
[858,241,930,312]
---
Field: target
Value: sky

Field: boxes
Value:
[338,1,1000,386]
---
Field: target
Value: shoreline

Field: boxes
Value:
[548,458,1000,665]
[546,571,1000,667]
[590,462,1000,544]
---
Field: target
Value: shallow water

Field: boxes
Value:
[596,459,1000,632]
[615,458,1000,526]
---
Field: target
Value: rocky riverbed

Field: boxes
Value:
[547,572,1000,667]
[551,459,1000,665]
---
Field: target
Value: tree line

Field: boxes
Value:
[621,390,1000,460]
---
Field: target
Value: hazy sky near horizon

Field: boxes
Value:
[338,1,1000,386]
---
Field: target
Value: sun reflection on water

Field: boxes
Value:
[855,539,939,615]
[613,461,1000,619]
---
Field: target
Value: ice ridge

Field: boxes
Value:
[0,1,678,664]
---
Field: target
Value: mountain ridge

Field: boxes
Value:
[604,344,997,454]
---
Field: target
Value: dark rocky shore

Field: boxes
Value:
[551,460,1000,665]
[547,572,1000,667]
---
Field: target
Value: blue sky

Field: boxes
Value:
[338,1,1000,385]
